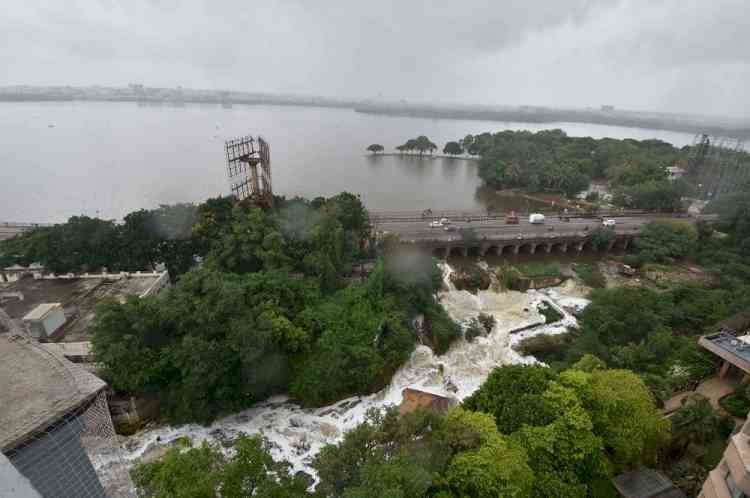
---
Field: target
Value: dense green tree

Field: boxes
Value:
[708,190,750,241]
[443,408,534,498]
[462,365,555,434]
[323,192,369,236]
[513,380,609,497]
[314,408,449,497]
[131,440,221,498]
[204,207,290,274]
[415,135,438,155]
[613,179,688,211]
[290,280,414,406]
[0,216,119,273]
[131,435,308,498]
[192,196,236,251]
[366,143,384,154]
[443,141,463,155]
[220,436,309,497]
[561,369,670,469]
[635,221,697,263]
[464,128,692,202]
[398,136,438,156]
[461,134,475,154]
[607,159,667,187]
[91,267,321,423]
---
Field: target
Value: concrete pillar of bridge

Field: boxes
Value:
[575,242,584,253]
[529,244,537,255]
[461,247,469,257]
[607,239,616,251]
[480,244,490,257]
[511,244,520,255]
[494,246,503,256]
[560,242,568,253]
[544,243,552,253]
[622,238,631,250]
[719,360,731,379]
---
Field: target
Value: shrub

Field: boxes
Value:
[575,263,606,288]
[513,333,576,365]
[465,319,484,342]
[516,262,562,279]
[537,302,563,324]
[478,313,496,334]
[719,391,750,418]
[496,264,522,291]
[425,305,461,354]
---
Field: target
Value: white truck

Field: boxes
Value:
[529,213,546,224]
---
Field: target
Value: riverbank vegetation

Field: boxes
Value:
[133,360,669,498]
[454,129,692,207]
[529,203,750,401]
[124,182,750,498]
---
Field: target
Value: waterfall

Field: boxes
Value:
[111,261,591,480]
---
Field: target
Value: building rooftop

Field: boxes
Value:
[39,341,93,360]
[22,303,62,321]
[613,469,685,498]
[0,333,106,452]
[0,272,165,342]
[700,331,750,374]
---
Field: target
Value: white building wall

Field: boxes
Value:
[0,453,44,498]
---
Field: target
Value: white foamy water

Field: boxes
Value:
[112,263,589,478]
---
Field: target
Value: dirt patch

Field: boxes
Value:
[601,261,715,290]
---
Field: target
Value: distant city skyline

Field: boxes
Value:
[2,1,749,118]
[1,83,749,126]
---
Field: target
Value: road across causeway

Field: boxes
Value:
[370,211,715,243]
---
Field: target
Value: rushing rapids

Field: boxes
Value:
[111,262,591,478]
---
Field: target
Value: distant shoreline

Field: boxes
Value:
[355,104,750,141]
[364,153,479,161]
[2,85,749,140]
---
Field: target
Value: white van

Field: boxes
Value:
[602,219,616,227]
[529,213,545,224]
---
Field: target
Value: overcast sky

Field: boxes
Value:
[2,0,749,117]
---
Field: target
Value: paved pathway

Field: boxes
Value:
[664,376,738,414]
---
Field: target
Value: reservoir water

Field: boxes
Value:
[0,102,697,222]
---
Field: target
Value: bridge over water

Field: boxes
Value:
[370,210,713,258]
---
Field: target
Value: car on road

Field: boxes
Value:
[440,218,451,225]
[429,221,442,228]
[602,219,616,227]
[444,225,458,232]
[529,213,545,224]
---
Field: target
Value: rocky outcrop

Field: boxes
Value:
[449,266,491,293]
[399,388,456,415]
